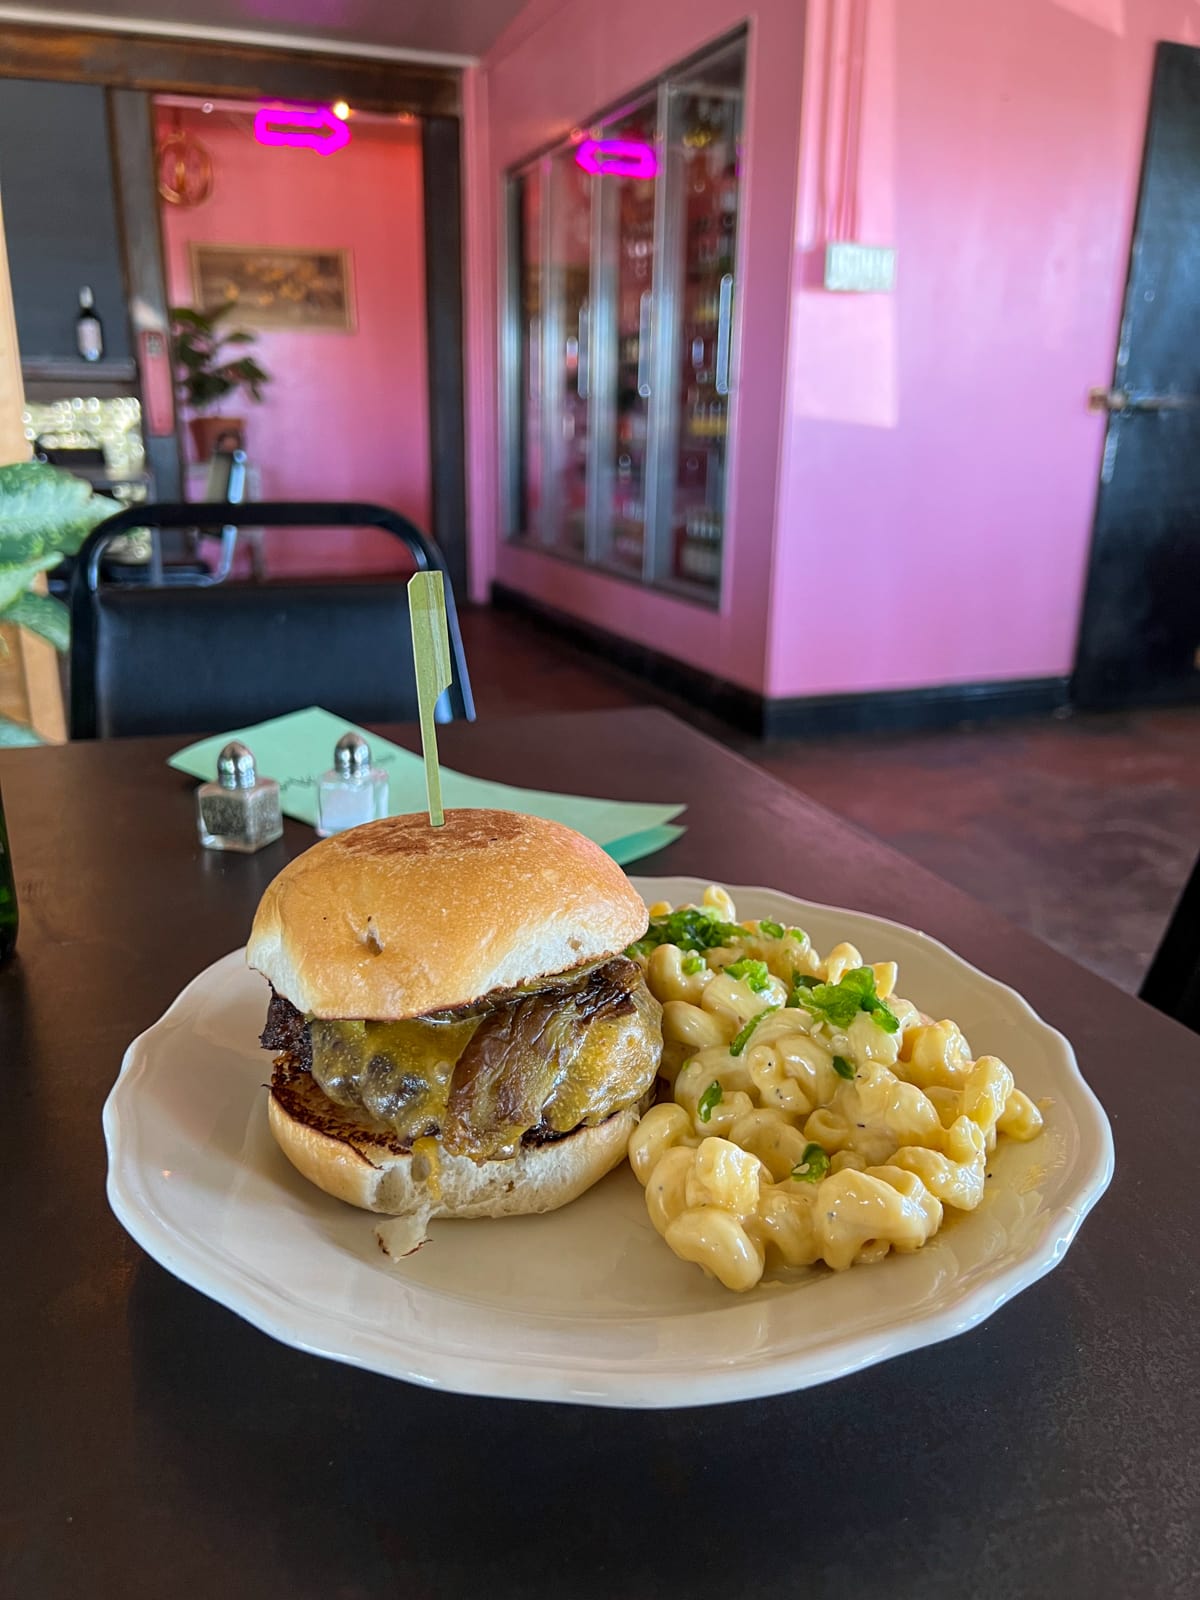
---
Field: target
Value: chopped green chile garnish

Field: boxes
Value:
[627,906,747,958]
[832,1055,856,1080]
[788,927,808,942]
[697,1080,723,1122]
[787,971,819,1007]
[758,919,785,940]
[725,958,772,994]
[791,1143,830,1183]
[793,966,899,1033]
[681,954,706,976]
[729,1005,780,1056]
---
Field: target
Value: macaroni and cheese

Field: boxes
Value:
[626,888,1045,1292]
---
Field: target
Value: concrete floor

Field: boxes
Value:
[457,606,1200,991]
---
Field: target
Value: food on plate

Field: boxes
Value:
[249,809,663,1239]
[626,886,1045,1292]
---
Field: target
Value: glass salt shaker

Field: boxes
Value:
[316,732,389,837]
[196,741,283,853]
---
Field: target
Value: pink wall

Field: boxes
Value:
[768,0,1200,697]
[467,0,1200,701]
[464,0,809,693]
[158,105,429,577]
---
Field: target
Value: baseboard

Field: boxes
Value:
[490,583,765,731]
[490,584,1071,738]
[760,677,1070,737]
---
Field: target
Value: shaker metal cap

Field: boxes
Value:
[217,740,257,789]
[334,731,371,776]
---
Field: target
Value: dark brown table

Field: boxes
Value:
[2,708,1198,1599]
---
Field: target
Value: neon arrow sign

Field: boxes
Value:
[254,105,350,156]
[575,137,657,179]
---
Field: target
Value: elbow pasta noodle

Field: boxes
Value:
[627,889,1046,1292]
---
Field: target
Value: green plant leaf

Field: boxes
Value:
[0,554,60,611]
[0,462,118,566]
[170,303,270,411]
[0,713,43,747]
[5,589,69,652]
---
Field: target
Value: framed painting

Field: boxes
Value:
[189,244,355,332]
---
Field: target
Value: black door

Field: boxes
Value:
[1074,42,1200,709]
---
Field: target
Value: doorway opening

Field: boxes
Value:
[153,94,431,579]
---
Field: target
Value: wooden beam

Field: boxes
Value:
[0,185,66,742]
[108,88,182,501]
[0,21,459,116]
[0,190,24,465]
[421,115,469,599]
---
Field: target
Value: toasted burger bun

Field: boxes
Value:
[247,808,649,1020]
[268,1065,638,1218]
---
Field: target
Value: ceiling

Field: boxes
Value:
[0,0,533,61]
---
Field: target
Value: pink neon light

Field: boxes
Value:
[254,105,350,156]
[575,137,657,179]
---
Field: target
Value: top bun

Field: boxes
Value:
[247,808,649,1020]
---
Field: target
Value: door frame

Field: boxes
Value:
[0,20,468,594]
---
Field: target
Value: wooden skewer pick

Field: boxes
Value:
[407,570,452,827]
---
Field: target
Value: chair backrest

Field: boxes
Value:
[70,501,475,739]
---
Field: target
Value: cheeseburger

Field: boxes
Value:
[248,808,663,1223]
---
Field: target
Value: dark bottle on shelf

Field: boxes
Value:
[76,286,104,362]
[0,783,17,963]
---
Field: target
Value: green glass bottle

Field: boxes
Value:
[0,781,17,963]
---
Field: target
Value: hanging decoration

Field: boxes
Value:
[157,111,214,208]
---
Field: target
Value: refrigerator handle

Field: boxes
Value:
[637,291,653,398]
[715,274,734,396]
[577,303,589,399]
[530,316,541,402]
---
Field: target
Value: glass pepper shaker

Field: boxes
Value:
[317,732,389,837]
[196,741,283,853]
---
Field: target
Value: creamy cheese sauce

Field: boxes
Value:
[310,1015,480,1141]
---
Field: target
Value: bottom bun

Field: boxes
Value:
[267,1065,639,1219]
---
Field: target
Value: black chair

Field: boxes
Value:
[1139,850,1200,1034]
[69,501,475,739]
[109,450,251,586]
[51,455,249,596]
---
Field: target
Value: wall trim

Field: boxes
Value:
[0,6,476,67]
[491,583,1072,737]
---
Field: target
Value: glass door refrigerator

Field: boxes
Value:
[544,146,595,558]
[648,37,744,599]
[505,31,746,607]
[588,91,660,578]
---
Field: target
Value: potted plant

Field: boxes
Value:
[169,302,271,462]
[0,461,118,744]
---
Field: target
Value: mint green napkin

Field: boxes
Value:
[169,706,685,865]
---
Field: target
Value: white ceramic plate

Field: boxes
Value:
[104,878,1114,1408]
